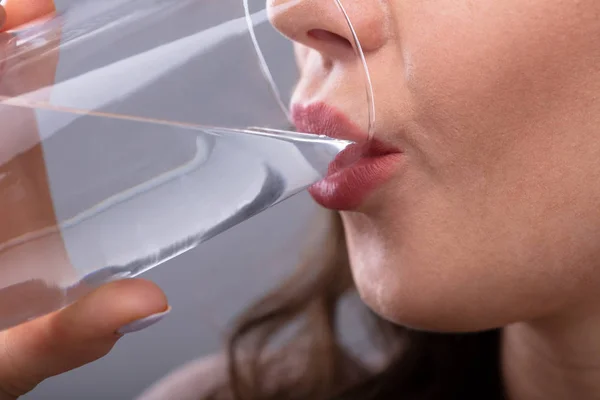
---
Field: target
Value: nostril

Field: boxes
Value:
[307,29,353,50]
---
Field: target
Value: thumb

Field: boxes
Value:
[0,278,169,398]
[0,0,55,32]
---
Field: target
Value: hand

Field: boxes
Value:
[0,280,169,399]
[0,2,171,398]
[0,0,55,31]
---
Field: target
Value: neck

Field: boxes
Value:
[502,308,600,400]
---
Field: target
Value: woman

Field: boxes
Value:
[0,2,170,398]
[140,0,600,399]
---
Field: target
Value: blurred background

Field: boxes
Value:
[21,0,368,398]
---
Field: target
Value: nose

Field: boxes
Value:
[267,0,389,59]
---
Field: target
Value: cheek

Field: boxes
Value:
[343,1,600,331]
[345,1,600,326]
[401,1,600,168]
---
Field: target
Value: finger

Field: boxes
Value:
[0,278,169,397]
[0,0,55,32]
[0,7,6,30]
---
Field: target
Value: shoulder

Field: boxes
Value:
[137,348,382,400]
[136,354,230,400]
[135,349,304,400]
[136,346,316,400]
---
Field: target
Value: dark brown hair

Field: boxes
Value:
[209,212,505,400]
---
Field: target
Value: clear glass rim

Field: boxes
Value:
[245,0,376,141]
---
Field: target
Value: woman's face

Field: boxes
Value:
[270,0,600,332]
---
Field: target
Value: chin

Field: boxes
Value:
[340,195,575,334]
[355,282,513,334]
[346,244,547,334]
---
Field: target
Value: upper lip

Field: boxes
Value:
[291,102,402,157]
[290,103,370,143]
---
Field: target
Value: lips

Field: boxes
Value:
[292,103,403,210]
[291,102,367,142]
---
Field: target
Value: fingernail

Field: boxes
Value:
[117,306,171,335]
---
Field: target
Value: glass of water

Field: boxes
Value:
[0,0,374,330]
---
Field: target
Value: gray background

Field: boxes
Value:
[21,1,367,399]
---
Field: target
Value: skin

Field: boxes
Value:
[0,2,168,398]
[269,0,600,399]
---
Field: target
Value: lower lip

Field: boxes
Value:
[308,142,403,210]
